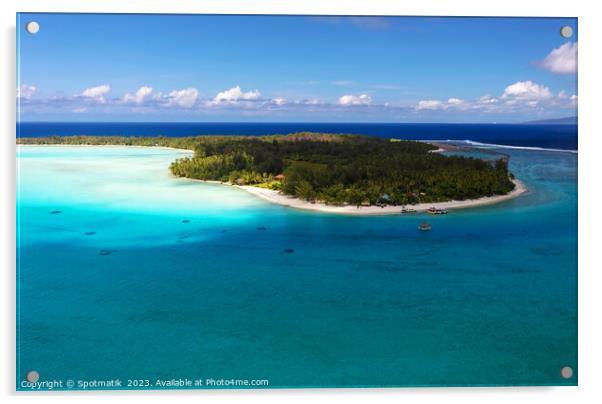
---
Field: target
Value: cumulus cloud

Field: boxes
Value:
[539,42,577,75]
[165,87,199,108]
[478,95,498,104]
[502,81,552,100]
[414,80,574,113]
[416,98,466,110]
[447,98,463,105]
[212,86,261,104]
[338,94,372,105]
[416,100,443,110]
[81,84,111,103]
[272,97,286,106]
[123,86,153,104]
[18,79,577,120]
[121,86,198,108]
[17,84,37,99]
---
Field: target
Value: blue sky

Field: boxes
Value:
[17,14,577,122]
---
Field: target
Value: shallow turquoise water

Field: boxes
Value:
[16,145,577,389]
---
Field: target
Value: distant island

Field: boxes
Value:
[17,133,525,213]
[522,116,577,125]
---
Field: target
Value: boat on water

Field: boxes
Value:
[418,222,432,231]
[426,207,448,215]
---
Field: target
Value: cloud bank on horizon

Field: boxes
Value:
[17,15,577,123]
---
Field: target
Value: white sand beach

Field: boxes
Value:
[17,144,194,153]
[235,179,527,216]
[20,144,527,216]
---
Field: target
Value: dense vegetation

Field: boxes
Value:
[18,133,515,206]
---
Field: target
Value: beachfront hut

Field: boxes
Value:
[274,174,285,181]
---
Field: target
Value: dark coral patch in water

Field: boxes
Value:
[84,232,96,236]
[99,249,117,256]
[50,210,62,214]
[182,219,191,223]
[257,227,267,231]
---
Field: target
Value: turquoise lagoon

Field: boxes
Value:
[16,145,577,389]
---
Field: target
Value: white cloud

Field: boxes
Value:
[81,84,111,104]
[165,87,199,108]
[502,81,552,100]
[416,100,443,110]
[17,84,37,99]
[272,97,286,106]
[414,80,575,113]
[539,42,577,75]
[212,86,261,104]
[123,86,153,104]
[19,79,577,119]
[338,94,372,105]
[479,95,498,104]
[416,98,464,110]
[447,98,463,105]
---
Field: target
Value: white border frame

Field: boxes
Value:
[3,1,600,403]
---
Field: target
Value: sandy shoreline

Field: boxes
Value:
[17,144,194,153]
[233,179,527,216]
[19,143,528,215]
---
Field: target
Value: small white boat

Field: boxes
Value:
[401,206,417,214]
[426,207,448,215]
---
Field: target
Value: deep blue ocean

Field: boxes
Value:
[16,123,578,389]
[17,122,578,151]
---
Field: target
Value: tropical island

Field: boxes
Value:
[17,133,526,214]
